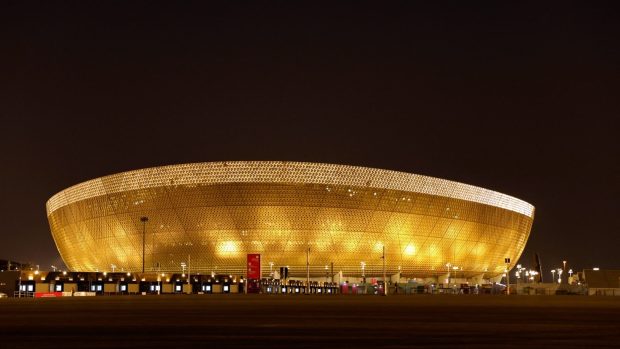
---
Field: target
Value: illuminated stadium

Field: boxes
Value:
[46,161,534,278]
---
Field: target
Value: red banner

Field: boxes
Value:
[247,254,261,279]
[35,292,63,298]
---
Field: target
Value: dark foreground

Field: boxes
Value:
[1,295,619,348]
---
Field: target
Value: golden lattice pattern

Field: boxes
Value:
[47,162,534,277]
[47,161,534,217]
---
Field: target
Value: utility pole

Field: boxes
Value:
[140,216,148,273]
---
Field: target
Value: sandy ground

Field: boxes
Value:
[1,294,619,348]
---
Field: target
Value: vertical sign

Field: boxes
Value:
[247,254,261,279]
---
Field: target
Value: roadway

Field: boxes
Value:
[1,294,619,348]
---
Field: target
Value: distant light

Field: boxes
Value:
[593,267,600,271]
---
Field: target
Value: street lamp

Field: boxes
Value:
[158,273,164,295]
[140,216,149,273]
[381,245,387,296]
[562,260,567,284]
[551,269,556,283]
[452,266,459,289]
[504,257,511,295]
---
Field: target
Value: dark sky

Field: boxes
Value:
[1,2,618,273]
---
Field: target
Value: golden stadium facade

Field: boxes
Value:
[46,161,534,278]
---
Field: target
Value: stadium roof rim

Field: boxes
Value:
[46,161,535,218]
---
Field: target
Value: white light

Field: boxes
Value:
[593,267,600,271]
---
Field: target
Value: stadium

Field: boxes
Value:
[47,161,534,280]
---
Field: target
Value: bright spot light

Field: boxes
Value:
[404,244,415,255]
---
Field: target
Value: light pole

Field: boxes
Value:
[306,247,310,294]
[452,266,459,288]
[140,216,149,273]
[504,257,511,295]
[551,269,556,283]
[382,246,387,296]
[361,262,366,283]
[562,260,567,284]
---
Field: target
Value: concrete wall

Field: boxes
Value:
[0,271,19,295]
[589,288,620,296]
[162,284,174,294]
[35,283,50,293]
[64,283,78,293]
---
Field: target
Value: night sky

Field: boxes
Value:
[1,2,618,273]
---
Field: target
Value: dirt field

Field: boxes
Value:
[1,294,619,348]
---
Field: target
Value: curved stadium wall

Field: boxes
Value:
[47,161,534,277]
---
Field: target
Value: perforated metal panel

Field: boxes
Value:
[47,161,534,277]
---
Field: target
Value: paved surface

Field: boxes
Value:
[1,294,619,348]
